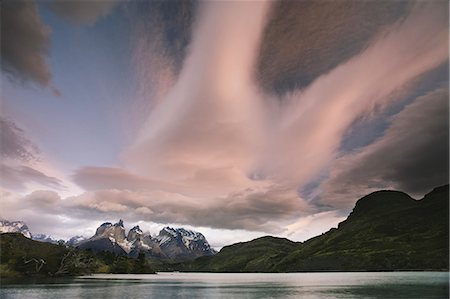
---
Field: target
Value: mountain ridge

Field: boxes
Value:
[181,185,449,272]
[77,220,216,260]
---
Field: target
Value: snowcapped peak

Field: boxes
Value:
[127,225,144,243]
[0,220,32,239]
[130,225,143,234]
[162,226,178,237]
[82,221,216,260]
[66,235,87,247]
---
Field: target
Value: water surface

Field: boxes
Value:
[1,272,448,298]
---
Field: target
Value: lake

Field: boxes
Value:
[1,272,448,298]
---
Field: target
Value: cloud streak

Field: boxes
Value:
[0,117,39,162]
[48,0,118,25]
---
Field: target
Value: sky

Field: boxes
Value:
[1,0,448,249]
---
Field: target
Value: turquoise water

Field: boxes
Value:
[1,272,448,298]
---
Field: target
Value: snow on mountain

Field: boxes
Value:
[32,234,62,244]
[79,219,133,254]
[78,221,216,260]
[155,226,217,259]
[66,235,87,247]
[0,220,32,238]
[127,225,143,243]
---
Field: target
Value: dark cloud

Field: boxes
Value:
[47,0,117,25]
[0,117,38,162]
[1,0,52,86]
[318,86,449,209]
[257,0,412,94]
[133,0,198,72]
[25,185,308,233]
[0,164,66,191]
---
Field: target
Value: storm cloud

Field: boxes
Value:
[1,0,52,86]
[317,86,449,209]
[257,0,411,94]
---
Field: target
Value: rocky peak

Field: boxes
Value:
[81,221,216,260]
[66,235,87,247]
[93,220,126,242]
[0,220,32,239]
[127,225,144,242]
[156,226,216,258]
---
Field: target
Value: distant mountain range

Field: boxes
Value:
[0,219,216,261]
[77,220,217,260]
[181,185,449,272]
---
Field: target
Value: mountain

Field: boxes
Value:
[0,220,32,239]
[32,234,64,244]
[182,185,449,272]
[77,220,216,260]
[78,220,130,255]
[155,227,217,259]
[183,236,297,272]
[66,235,87,247]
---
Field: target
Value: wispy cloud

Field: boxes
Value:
[47,0,118,25]
[0,117,66,192]
[0,117,39,162]
[68,2,448,233]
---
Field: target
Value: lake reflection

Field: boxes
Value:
[1,272,448,299]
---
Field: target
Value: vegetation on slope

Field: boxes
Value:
[183,185,449,272]
[0,233,155,279]
[181,236,297,272]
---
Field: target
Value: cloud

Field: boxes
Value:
[3,2,447,241]
[71,1,448,233]
[47,0,118,25]
[127,0,198,136]
[317,86,449,209]
[125,1,270,180]
[0,164,66,192]
[0,117,39,162]
[0,188,99,239]
[72,166,154,191]
[255,1,448,187]
[285,211,346,241]
[0,117,67,192]
[1,0,52,86]
[18,185,308,233]
[257,0,412,94]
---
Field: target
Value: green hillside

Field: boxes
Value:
[182,236,297,272]
[0,233,155,278]
[183,185,449,272]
